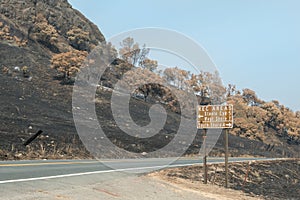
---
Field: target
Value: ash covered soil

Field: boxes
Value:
[0,66,298,160]
[0,67,189,160]
[0,64,299,161]
[150,159,300,200]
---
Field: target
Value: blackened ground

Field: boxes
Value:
[0,62,299,160]
[155,159,300,200]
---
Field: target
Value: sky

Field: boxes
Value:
[69,0,300,111]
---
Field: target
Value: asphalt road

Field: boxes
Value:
[0,157,278,200]
[0,157,274,184]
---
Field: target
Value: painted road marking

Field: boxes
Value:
[0,163,198,184]
[0,158,198,167]
[0,158,147,167]
[0,161,100,167]
[0,158,280,184]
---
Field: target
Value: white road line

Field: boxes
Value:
[0,158,280,184]
[0,163,197,184]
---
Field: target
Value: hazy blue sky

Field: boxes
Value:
[69,0,300,111]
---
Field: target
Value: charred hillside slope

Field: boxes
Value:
[0,0,299,160]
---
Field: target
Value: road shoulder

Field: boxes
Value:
[148,172,261,200]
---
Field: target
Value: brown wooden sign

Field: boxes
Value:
[197,105,233,129]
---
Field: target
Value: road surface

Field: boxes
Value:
[0,157,274,183]
[0,157,274,200]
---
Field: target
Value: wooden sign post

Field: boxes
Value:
[225,129,229,188]
[203,128,208,184]
[197,105,233,187]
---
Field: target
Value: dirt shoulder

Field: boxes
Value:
[0,171,231,200]
[148,174,260,200]
[149,159,300,200]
